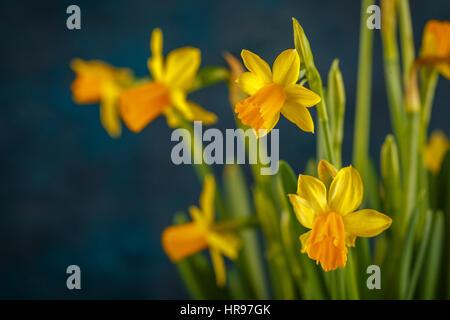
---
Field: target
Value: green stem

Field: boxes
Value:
[401,113,420,235]
[397,0,416,85]
[353,0,374,179]
[380,0,405,159]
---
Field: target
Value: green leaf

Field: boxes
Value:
[223,164,269,299]
[421,211,445,299]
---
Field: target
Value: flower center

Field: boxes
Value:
[305,211,347,271]
[119,81,171,132]
[235,83,286,131]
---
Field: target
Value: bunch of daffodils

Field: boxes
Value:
[70,0,449,300]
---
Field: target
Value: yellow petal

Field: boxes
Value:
[148,28,164,81]
[236,72,265,95]
[328,166,363,216]
[281,101,314,133]
[188,101,218,125]
[299,231,311,253]
[100,81,121,138]
[288,194,316,229]
[296,175,328,214]
[151,28,163,58]
[210,248,226,287]
[170,89,194,120]
[163,107,181,128]
[200,175,216,225]
[164,47,201,90]
[318,160,338,185]
[161,222,208,262]
[253,112,280,138]
[272,49,300,86]
[207,231,240,260]
[284,84,321,107]
[343,209,392,237]
[241,50,272,84]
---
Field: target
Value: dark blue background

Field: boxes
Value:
[0,0,448,299]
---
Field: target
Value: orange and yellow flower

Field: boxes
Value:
[421,20,450,79]
[162,175,240,287]
[423,130,449,174]
[288,161,392,271]
[235,49,321,137]
[70,59,133,137]
[119,29,217,132]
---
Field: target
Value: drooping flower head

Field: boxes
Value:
[421,20,450,79]
[162,175,240,287]
[119,29,217,132]
[288,161,392,271]
[70,59,133,137]
[423,130,449,174]
[235,49,321,137]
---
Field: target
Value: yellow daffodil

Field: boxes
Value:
[70,59,133,137]
[288,160,392,271]
[119,29,217,132]
[423,130,449,174]
[235,49,321,137]
[421,20,450,79]
[162,175,240,287]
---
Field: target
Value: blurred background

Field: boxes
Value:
[0,0,448,299]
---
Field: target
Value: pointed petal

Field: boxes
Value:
[328,166,363,215]
[253,113,280,138]
[272,49,300,86]
[200,175,216,225]
[299,231,311,253]
[207,231,240,260]
[241,50,272,84]
[170,89,194,120]
[148,28,164,81]
[164,47,201,90]
[288,194,316,229]
[100,82,121,138]
[296,175,327,214]
[161,222,208,262]
[318,160,338,185]
[163,107,181,128]
[188,101,218,125]
[236,71,265,95]
[210,248,226,287]
[281,101,314,133]
[343,209,392,237]
[284,84,321,107]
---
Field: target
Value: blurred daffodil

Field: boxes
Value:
[119,29,217,132]
[162,175,240,287]
[423,130,449,174]
[421,20,450,79]
[70,59,133,137]
[288,160,392,271]
[235,49,321,137]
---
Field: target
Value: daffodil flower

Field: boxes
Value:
[70,59,133,137]
[421,20,450,79]
[235,49,321,137]
[288,160,392,271]
[119,29,217,132]
[162,175,240,287]
[423,130,449,174]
